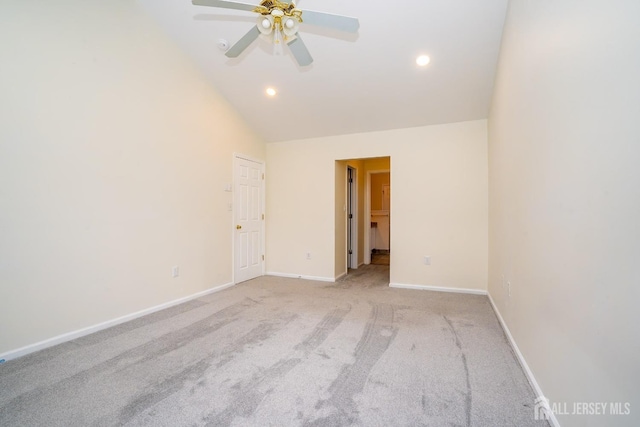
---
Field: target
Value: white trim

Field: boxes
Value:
[233,152,264,164]
[0,282,234,362]
[347,165,358,270]
[389,282,487,295]
[266,272,335,283]
[487,293,560,427]
[335,271,348,282]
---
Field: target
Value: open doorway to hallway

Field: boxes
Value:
[335,156,391,280]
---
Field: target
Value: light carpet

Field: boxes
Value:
[0,265,549,426]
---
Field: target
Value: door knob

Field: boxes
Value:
[236,225,242,230]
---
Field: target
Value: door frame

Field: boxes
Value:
[365,169,390,265]
[232,153,266,284]
[347,166,358,269]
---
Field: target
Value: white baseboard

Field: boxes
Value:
[487,293,560,427]
[389,282,487,295]
[0,282,235,362]
[266,272,335,283]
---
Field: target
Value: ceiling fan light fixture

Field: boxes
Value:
[282,17,299,37]
[265,87,277,97]
[257,15,274,35]
[192,0,360,67]
[273,25,283,44]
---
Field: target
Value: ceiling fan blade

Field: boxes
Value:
[287,35,313,67]
[301,10,359,33]
[226,26,261,58]
[191,0,257,12]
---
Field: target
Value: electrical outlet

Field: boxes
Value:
[423,256,431,265]
[172,266,179,278]
[306,252,312,260]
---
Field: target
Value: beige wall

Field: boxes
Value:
[489,1,640,425]
[0,1,265,355]
[363,157,391,172]
[266,120,488,290]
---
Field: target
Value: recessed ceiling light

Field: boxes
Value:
[416,55,431,67]
[265,87,277,97]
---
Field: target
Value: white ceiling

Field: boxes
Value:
[137,0,508,142]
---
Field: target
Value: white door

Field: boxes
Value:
[234,156,264,283]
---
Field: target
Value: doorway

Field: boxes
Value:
[334,157,390,280]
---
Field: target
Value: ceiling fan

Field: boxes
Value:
[191,0,360,66]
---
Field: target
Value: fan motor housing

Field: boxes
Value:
[217,39,229,51]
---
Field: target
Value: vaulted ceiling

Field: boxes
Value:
[137,0,508,142]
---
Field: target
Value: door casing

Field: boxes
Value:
[347,166,358,269]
